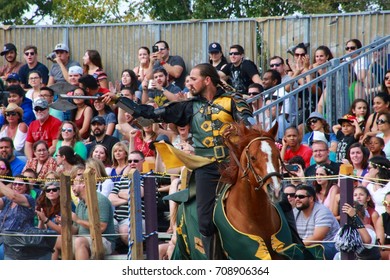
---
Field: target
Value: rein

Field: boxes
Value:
[229,136,284,191]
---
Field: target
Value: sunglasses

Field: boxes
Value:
[295,194,310,199]
[34,107,47,112]
[270,63,282,68]
[24,51,35,56]
[45,188,59,193]
[284,193,296,198]
[345,46,357,51]
[5,111,17,117]
[62,128,73,133]
[376,119,388,125]
[307,118,319,126]
[229,52,241,56]
[12,182,25,187]
[385,76,390,81]
[128,159,140,163]
[294,53,306,57]
[383,200,390,207]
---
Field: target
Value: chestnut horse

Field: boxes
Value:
[214,123,286,259]
[169,123,324,260]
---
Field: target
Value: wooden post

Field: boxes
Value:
[59,174,73,260]
[83,168,105,260]
[129,169,143,259]
[144,175,159,260]
[339,163,355,260]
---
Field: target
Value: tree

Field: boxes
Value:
[51,0,141,24]
[0,0,54,25]
[140,0,390,21]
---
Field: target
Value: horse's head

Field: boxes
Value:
[244,123,283,201]
[222,123,282,201]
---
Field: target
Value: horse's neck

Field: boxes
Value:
[228,177,273,213]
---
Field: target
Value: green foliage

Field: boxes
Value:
[0,0,388,25]
[51,0,141,24]
[140,0,192,21]
[0,0,33,25]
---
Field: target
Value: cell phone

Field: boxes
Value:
[285,164,299,172]
[152,45,159,53]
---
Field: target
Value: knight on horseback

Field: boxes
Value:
[108,63,254,259]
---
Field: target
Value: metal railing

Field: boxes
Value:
[250,35,390,136]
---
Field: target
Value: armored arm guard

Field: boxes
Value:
[231,93,255,126]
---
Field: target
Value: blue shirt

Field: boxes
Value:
[10,157,26,176]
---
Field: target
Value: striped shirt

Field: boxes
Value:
[110,176,145,221]
[293,202,340,241]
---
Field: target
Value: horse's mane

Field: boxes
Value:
[220,123,274,185]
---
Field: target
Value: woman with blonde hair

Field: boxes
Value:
[85,158,114,197]
[110,141,129,182]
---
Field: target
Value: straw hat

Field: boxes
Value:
[5,103,23,119]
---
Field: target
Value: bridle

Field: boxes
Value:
[231,136,284,191]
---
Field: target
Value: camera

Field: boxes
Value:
[46,52,57,62]
[152,45,159,53]
[285,164,299,172]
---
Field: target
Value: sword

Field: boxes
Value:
[59,94,103,100]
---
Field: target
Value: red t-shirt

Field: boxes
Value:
[284,145,313,169]
[26,115,62,148]
[133,130,155,158]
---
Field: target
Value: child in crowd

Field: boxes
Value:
[333,114,362,163]
[364,136,386,158]
[348,98,370,134]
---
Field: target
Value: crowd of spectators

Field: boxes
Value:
[0,36,388,260]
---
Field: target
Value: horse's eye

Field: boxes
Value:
[250,156,256,161]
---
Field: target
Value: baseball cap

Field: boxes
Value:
[6,73,21,82]
[338,114,357,125]
[69,66,83,75]
[1,43,17,56]
[53,43,69,52]
[91,115,106,125]
[33,98,49,110]
[208,42,222,53]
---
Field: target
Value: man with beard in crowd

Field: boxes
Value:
[0,43,23,82]
[0,137,25,175]
[141,67,181,107]
[87,116,119,157]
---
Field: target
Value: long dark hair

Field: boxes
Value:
[36,181,61,219]
[381,70,390,94]
[313,163,338,200]
[83,50,103,73]
[70,87,92,121]
[348,98,370,121]
[120,69,138,93]
[58,146,85,166]
[369,156,390,180]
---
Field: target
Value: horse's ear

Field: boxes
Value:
[252,122,263,132]
[268,121,278,139]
